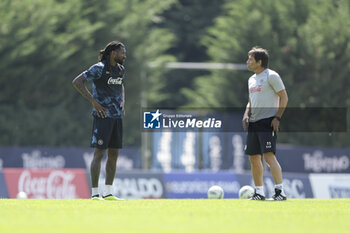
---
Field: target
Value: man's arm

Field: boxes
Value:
[271,89,288,132]
[72,73,107,118]
[120,84,125,115]
[242,99,251,131]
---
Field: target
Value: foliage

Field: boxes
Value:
[0,0,349,147]
[183,0,350,146]
[146,0,226,107]
[0,0,176,146]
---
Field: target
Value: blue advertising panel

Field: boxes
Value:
[162,171,313,199]
[236,172,314,198]
[0,172,9,198]
[277,146,350,173]
[91,171,166,199]
[163,171,239,198]
[0,147,141,170]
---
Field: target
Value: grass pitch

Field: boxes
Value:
[0,199,349,233]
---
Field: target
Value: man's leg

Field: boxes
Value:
[249,154,265,200]
[105,148,119,185]
[263,152,282,184]
[90,148,106,197]
[249,154,264,186]
[103,148,124,200]
[263,152,286,200]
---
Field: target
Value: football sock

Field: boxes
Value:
[91,187,99,197]
[104,185,113,196]
[255,186,265,196]
[275,184,286,196]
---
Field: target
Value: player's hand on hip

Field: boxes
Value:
[91,100,108,118]
[242,117,249,131]
[120,102,125,116]
[271,118,280,132]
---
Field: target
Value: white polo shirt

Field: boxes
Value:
[248,69,285,122]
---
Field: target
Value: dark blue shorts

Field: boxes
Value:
[91,117,123,149]
[244,117,277,155]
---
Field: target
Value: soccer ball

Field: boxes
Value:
[16,191,28,199]
[208,185,224,199]
[239,185,254,199]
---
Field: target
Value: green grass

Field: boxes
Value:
[0,199,349,233]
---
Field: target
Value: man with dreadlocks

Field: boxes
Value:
[72,41,127,200]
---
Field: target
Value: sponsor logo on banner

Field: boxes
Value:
[4,168,90,199]
[163,172,239,198]
[309,174,350,198]
[236,173,314,198]
[264,177,309,198]
[329,186,350,198]
[95,172,166,199]
[303,150,350,172]
[21,150,66,168]
[115,177,164,199]
[0,147,140,169]
[83,152,136,170]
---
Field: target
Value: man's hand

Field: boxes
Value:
[120,101,125,116]
[271,118,280,132]
[242,116,249,131]
[91,100,108,118]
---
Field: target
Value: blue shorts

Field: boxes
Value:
[91,117,123,149]
[245,117,277,155]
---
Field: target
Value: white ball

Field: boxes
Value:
[208,185,224,199]
[239,185,254,199]
[16,191,28,199]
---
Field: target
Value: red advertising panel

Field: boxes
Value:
[3,168,90,199]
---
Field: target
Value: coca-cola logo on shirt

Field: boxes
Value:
[249,85,262,93]
[107,77,123,85]
[18,170,77,199]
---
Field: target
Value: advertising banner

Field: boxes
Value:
[163,171,313,199]
[277,146,350,173]
[0,172,9,198]
[94,171,166,199]
[3,168,90,199]
[236,172,314,198]
[0,147,141,170]
[163,171,239,198]
[309,174,350,198]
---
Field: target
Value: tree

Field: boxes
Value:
[183,0,350,146]
[0,0,177,147]
[146,0,226,107]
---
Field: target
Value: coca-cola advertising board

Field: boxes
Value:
[3,168,90,199]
